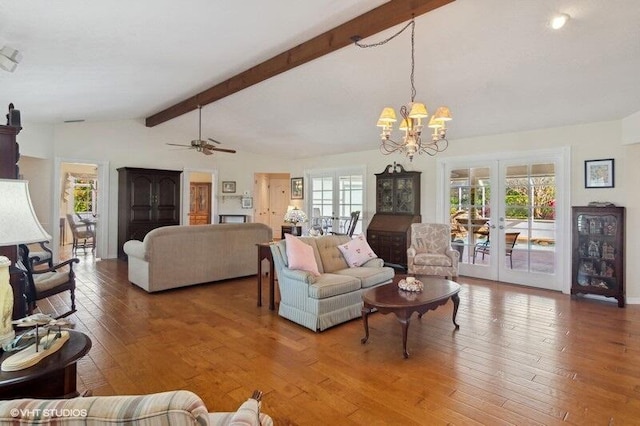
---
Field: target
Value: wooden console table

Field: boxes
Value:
[0,330,92,399]
[257,242,276,310]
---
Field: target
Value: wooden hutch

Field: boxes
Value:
[367,163,421,269]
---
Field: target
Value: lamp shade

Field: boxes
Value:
[434,106,453,121]
[378,107,397,123]
[0,179,51,245]
[408,102,428,119]
[428,116,443,129]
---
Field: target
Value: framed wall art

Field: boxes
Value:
[291,177,303,199]
[241,196,253,209]
[585,158,615,188]
[222,181,236,193]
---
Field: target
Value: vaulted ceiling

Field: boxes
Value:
[1,0,639,159]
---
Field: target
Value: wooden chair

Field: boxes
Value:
[27,241,53,268]
[330,211,360,237]
[17,244,80,319]
[473,231,520,268]
[66,213,95,254]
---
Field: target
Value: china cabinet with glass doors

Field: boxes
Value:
[571,205,625,307]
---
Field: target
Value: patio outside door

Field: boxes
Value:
[308,168,364,235]
[444,149,567,291]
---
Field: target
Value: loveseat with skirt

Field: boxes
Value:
[270,234,394,331]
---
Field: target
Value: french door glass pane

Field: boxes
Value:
[450,167,490,264]
[310,172,364,235]
[505,163,556,274]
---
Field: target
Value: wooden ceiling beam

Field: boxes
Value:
[145,0,455,127]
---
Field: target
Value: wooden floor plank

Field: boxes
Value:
[27,255,640,424]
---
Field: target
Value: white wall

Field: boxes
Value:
[15,117,640,301]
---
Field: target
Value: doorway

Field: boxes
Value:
[307,167,365,235]
[182,169,216,225]
[53,158,109,261]
[439,148,569,291]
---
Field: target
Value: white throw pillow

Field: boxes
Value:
[337,234,377,267]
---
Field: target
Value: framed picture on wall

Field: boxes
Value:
[585,159,615,188]
[291,177,303,199]
[222,181,236,193]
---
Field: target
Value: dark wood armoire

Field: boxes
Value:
[117,167,181,258]
[367,163,421,269]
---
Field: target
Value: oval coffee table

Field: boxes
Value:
[361,275,460,358]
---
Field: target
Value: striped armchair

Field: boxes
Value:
[0,390,273,426]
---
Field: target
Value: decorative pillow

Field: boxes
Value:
[337,234,377,267]
[285,233,320,276]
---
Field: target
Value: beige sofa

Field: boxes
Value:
[0,390,273,425]
[270,235,395,331]
[123,223,272,292]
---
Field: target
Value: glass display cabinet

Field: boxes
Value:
[571,206,625,307]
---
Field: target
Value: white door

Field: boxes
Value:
[442,148,568,290]
[269,177,289,237]
[308,167,365,235]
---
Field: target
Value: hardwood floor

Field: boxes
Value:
[34,254,640,425]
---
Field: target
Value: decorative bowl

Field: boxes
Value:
[398,278,423,292]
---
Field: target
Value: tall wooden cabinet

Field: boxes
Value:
[117,167,181,258]
[571,206,625,307]
[189,182,211,225]
[367,163,421,268]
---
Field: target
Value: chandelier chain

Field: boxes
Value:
[354,19,416,102]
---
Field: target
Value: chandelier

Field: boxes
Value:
[355,19,452,162]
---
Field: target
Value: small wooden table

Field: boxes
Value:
[257,242,276,310]
[361,276,460,358]
[0,330,92,399]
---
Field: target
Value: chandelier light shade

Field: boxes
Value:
[355,19,452,161]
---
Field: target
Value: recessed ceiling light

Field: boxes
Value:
[551,13,570,30]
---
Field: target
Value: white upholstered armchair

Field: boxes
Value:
[407,223,459,280]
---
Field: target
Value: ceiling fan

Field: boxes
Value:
[166,105,236,156]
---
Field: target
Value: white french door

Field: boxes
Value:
[307,167,365,235]
[440,148,569,291]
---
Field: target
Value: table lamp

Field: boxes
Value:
[0,179,51,347]
[283,206,307,236]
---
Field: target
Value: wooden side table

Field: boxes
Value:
[281,225,302,239]
[0,330,92,399]
[257,242,276,310]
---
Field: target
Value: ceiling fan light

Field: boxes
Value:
[408,102,428,119]
[378,107,397,123]
[434,106,452,121]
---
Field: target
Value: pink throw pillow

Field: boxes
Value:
[337,234,377,267]
[285,233,320,276]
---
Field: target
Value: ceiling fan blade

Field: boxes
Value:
[202,148,214,155]
[208,138,222,144]
[208,146,236,154]
[166,143,193,148]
